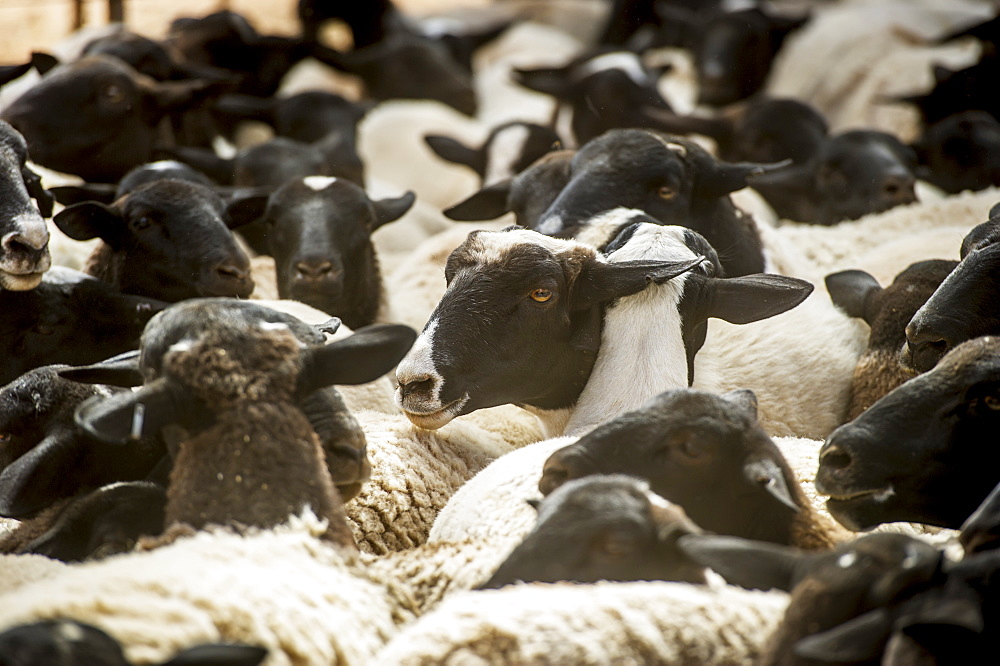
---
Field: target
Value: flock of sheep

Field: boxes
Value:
[1,0,999,663]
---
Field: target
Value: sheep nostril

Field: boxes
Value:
[295,261,334,279]
[820,445,853,473]
[908,338,950,372]
[216,264,248,281]
[398,376,435,398]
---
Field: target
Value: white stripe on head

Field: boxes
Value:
[395,318,441,397]
[577,52,650,86]
[484,124,531,185]
[464,228,597,266]
[303,176,338,191]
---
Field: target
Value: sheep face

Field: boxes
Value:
[394,227,702,429]
[1,56,227,182]
[53,180,255,302]
[818,336,1000,530]
[531,130,774,276]
[0,270,166,387]
[263,177,413,329]
[481,475,707,588]
[905,218,1000,373]
[541,388,806,545]
[0,121,51,291]
[913,111,1000,195]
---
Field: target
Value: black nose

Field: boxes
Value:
[397,374,436,400]
[819,443,853,474]
[905,320,952,373]
[880,173,916,205]
[215,263,249,282]
[294,260,336,281]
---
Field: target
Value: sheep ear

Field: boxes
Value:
[825,269,882,323]
[793,608,893,663]
[704,274,814,324]
[0,60,33,86]
[639,106,733,143]
[960,219,1000,259]
[49,183,119,206]
[571,257,704,311]
[58,351,144,387]
[424,134,484,174]
[372,191,416,230]
[53,201,125,248]
[162,643,268,665]
[224,193,270,230]
[743,457,800,513]
[21,163,54,218]
[75,379,191,445]
[443,181,511,221]
[676,533,804,591]
[157,145,236,185]
[0,429,79,518]
[960,480,1000,554]
[212,93,278,125]
[31,51,60,75]
[298,324,418,394]
[723,389,758,420]
[513,65,573,98]
[698,159,793,199]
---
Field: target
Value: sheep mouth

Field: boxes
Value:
[823,485,896,530]
[0,268,46,290]
[399,396,468,430]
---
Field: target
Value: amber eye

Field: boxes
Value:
[985,395,1000,411]
[0,434,9,443]
[103,83,126,103]
[530,288,553,302]
[657,186,676,200]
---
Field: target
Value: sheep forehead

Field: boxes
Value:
[576,52,649,86]
[463,229,595,266]
[648,132,689,158]
[303,175,338,191]
[605,223,700,263]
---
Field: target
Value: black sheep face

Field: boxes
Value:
[0,121,51,290]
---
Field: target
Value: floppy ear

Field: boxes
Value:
[444,180,512,221]
[30,51,60,76]
[212,92,278,125]
[697,158,793,199]
[157,145,236,185]
[704,274,814,324]
[723,389,758,419]
[53,201,125,249]
[424,134,484,174]
[513,65,574,98]
[0,60,33,86]
[960,479,1000,555]
[224,193,270,230]
[743,457,800,512]
[825,269,882,323]
[58,350,144,387]
[639,106,733,144]
[571,257,704,311]
[147,77,233,114]
[676,533,804,591]
[0,429,81,518]
[75,379,194,445]
[793,608,894,663]
[20,163,54,218]
[960,219,1000,258]
[298,324,418,394]
[49,184,119,206]
[372,191,415,230]
[163,644,269,666]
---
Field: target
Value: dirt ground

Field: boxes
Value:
[0,0,492,62]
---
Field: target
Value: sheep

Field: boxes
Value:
[481,474,707,589]
[372,578,790,665]
[243,176,414,330]
[911,110,1000,194]
[678,530,945,666]
[904,211,1000,371]
[0,513,417,665]
[825,259,958,421]
[747,129,919,225]
[817,336,1000,531]
[0,120,52,292]
[0,619,267,666]
[0,268,166,386]
[76,312,416,547]
[393,215,847,440]
[0,55,231,182]
[52,179,259,302]
[539,388,841,550]
[0,365,164,520]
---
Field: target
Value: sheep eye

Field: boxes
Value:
[34,324,54,336]
[132,216,152,231]
[103,83,126,103]
[599,533,634,558]
[530,288,553,303]
[657,186,676,200]
[984,395,1000,411]
[680,438,702,458]
[0,433,9,443]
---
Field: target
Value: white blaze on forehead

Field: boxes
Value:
[837,551,858,569]
[303,176,338,191]
[649,131,688,158]
[535,215,564,236]
[577,52,649,86]
[395,318,441,393]
[484,124,531,185]
[465,228,596,265]
[606,223,700,263]
[55,621,86,643]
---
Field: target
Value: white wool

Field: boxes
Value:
[0,553,68,596]
[0,514,412,666]
[346,408,545,555]
[766,0,990,141]
[373,580,790,665]
[368,183,454,267]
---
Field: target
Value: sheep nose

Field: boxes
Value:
[538,451,583,496]
[3,229,48,255]
[818,444,854,476]
[905,320,951,372]
[215,263,249,282]
[880,173,916,205]
[295,260,335,280]
[396,374,436,401]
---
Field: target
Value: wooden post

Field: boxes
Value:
[109,0,125,23]
[73,0,84,29]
